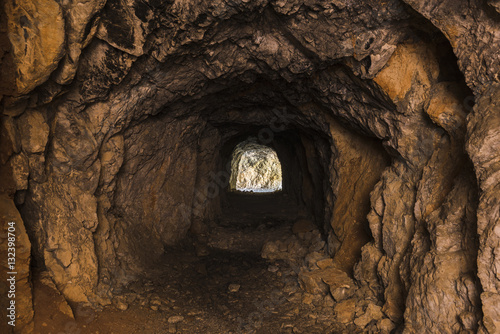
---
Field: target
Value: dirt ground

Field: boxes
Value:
[32,194,359,334]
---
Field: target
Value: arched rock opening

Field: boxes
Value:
[229,139,283,193]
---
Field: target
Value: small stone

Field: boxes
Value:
[330,286,355,302]
[168,315,185,324]
[316,258,335,270]
[262,241,279,259]
[283,281,299,294]
[150,299,162,306]
[321,267,356,302]
[334,298,357,324]
[278,240,289,252]
[228,284,241,293]
[354,303,384,328]
[302,293,314,305]
[42,322,48,327]
[308,11,318,19]
[287,292,302,303]
[323,294,335,307]
[312,294,325,307]
[304,252,325,270]
[309,239,325,252]
[150,305,159,311]
[268,265,279,272]
[195,244,210,257]
[126,293,138,304]
[298,270,330,295]
[116,301,128,311]
[377,318,396,333]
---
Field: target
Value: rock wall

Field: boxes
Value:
[467,84,500,333]
[0,195,33,334]
[1,0,499,332]
[113,114,204,271]
[324,115,389,276]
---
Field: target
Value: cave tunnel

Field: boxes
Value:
[2,1,500,333]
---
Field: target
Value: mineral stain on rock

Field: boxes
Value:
[1,0,499,333]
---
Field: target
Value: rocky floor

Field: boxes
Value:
[32,198,368,334]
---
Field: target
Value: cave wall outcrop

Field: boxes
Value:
[324,114,389,276]
[467,83,500,333]
[1,0,500,333]
[112,114,205,271]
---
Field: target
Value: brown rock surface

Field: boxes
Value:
[1,0,499,332]
[5,0,65,95]
[467,83,500,334]
[0,195,33,333]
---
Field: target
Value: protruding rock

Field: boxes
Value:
[334,298,357,324]
[5,0,65,95]
[228,284,241,293]
[168,315,185,324]
[17,110,49,154]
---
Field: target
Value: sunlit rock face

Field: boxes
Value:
[229,139,282,193]
[1,0,500,333]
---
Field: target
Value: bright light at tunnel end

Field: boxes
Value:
[230,139,283,193]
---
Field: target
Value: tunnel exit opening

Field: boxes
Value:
[229,138,283,193]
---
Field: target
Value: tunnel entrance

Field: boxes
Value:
[215,129,327,233]
[4,0,489,331]
[229,139,283,193]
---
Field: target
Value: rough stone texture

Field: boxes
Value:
[21,106,101,303]
[17,110,49,154]
[38,271,74,319]
[191,125,222,226]
[402,0,500,95]
[0,195,33,334]
[53,0,107,85]
[0,0,499,332]
[324,116,389,275]
[467,84,500,334]
[113,114,204,271]
[5,0,65,95]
